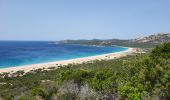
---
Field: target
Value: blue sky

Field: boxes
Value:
[0,0,170,41]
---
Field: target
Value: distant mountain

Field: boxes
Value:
[57,33,170,48]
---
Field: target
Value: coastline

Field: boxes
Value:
[0,48,136,73]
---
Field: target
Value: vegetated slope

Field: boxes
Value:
[0,42,170,100]
[58,33,170,48]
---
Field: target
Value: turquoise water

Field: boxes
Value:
[0,41,127,68]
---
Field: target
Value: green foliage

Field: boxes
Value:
[88,69,113,91]
[57,93,78,100]
[32,87,47,99]
[151,42,170,59]
[118,85,141,100]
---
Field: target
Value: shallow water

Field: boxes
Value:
[0,41,127,68]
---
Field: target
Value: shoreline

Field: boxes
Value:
[0,48,136,73]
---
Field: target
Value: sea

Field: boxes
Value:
[0,41,127,68]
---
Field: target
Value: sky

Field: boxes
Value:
[0,0,170,41]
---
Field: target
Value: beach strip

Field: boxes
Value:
[0,48,136,73]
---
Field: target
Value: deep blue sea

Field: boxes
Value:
[0,41,127,68]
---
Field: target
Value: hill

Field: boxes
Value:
[57,33,170,48]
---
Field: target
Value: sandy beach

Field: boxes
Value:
[0,48,136,73]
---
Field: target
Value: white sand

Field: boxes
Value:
[0,48,136,73]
